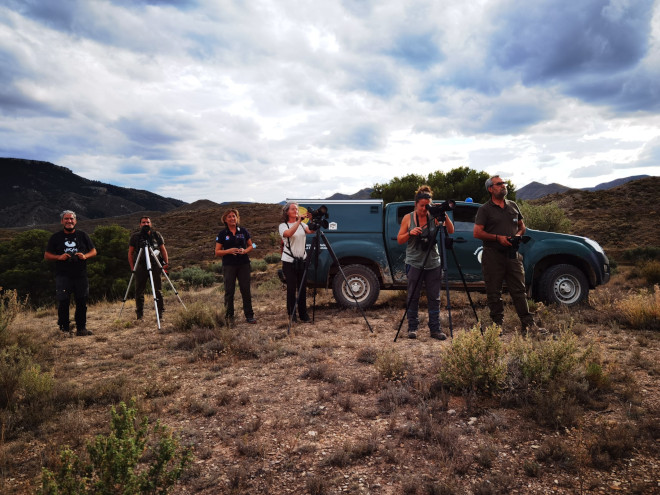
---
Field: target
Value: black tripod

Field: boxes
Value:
[120,240,186,330]
[288,228,373,335]
[394,216,480,342]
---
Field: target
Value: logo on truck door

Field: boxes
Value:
[474,246,483,263]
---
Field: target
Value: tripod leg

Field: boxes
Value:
[149,247,186,309]
[319,232,373,333]
[143,248,161,330]
[449,247,481,334]
[287,235,318,335]
[119,247,143,317]
[439,229,453,338]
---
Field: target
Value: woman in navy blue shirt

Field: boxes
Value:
[215,208,256,324]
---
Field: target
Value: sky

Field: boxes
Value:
[1,0,659,204]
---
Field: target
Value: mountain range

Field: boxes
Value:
[0,158,185,228]
[516,175,650,200]
[1,158,654,229]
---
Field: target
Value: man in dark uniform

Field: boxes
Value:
[473,176,539,332]
[128,216,169,320]
[44,210,97,336]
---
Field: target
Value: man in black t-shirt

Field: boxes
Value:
[44,210,97,336]
[128,216,169,320]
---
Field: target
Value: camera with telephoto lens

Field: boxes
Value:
[307,205,329,231]
[425,200,455,220]
[506,235,531,259]
[140,224,153,243]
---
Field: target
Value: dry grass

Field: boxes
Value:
[1,267,659,494]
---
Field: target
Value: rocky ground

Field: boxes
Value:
[1,264,658,494]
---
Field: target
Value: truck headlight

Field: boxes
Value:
[584,237,605,256]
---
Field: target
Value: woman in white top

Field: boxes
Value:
[279,202,315,322]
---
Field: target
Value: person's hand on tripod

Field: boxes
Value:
[162,262,169,274]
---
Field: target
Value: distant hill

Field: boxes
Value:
[585,175,650,191]
[517,182,574,200]
[327,187,374,200]
[518,175,652,200]
[0,158,186,228]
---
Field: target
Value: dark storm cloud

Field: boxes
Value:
[489,0,656,112]
[0,48,63,116]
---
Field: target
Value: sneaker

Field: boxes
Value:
[299,314,312,323]
[246,317,257,324]
[430,332,447,340]
[76,329,93,336]
[408,330,417,339]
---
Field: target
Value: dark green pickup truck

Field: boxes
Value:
[292,199,611,309]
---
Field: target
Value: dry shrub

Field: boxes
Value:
[356,346,378,364]
[377,383,413,414]
[300,363,339,384]
[589,422,638,470]
[535,436,576,472]
[639,260,660,285]
[172,302,218,331]
[615,285,660,330]
[322,436,378,467]
[438,325,505,394]
[374,349,409,381]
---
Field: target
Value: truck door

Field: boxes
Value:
[385,204,414,284]
[446,204,483,282]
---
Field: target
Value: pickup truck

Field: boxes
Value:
[290,199,611,309]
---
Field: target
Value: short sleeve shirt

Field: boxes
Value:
[46,230,95,277]
[216,227,251,266]
[129,230,165,263]
[279,222,307,263]
[474,199,523,250]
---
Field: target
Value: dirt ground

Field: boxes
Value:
[1,265,659,495]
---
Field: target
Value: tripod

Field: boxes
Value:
[288,229,373,335]
[120,241,186,330]
[393,216,480,342]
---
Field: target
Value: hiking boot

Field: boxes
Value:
[408,330,417,339]
[76,329,93,336]
[299,314,312,323]
[430,332,447,341]
[246,317,257,324]
[59,324,70,333]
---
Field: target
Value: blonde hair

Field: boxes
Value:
[221,208,240,225]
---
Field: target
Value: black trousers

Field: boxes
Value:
[282,260,308,318]
[56,274,89,330]
[223,263,254,319]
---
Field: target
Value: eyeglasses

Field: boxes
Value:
[492,182,506,187]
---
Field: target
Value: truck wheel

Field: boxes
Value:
[332,264,380,309]
[538,264,589,306]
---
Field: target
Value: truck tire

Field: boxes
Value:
[332,264,380,309]
[538,264,589,306]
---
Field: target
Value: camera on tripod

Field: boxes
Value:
[140,224,153,244]
[425,200,455,220]
[308,205,329,230]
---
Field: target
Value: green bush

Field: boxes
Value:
[251,259,268,272]
[518,202,571,233]
[39,399,193,494]
[172,267,215,287]
[622,246,660,262]
[0,344,54,436]
[438,324,506,393]
[264,253,281,264]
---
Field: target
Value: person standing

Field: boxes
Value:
[473,176,539,332]
[279,202,314,322]
[128,216,168,320]
[397,185,455,340]
[44,210,97,336]
[215,208,256,324]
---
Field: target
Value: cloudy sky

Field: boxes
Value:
[1,0,659,203]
